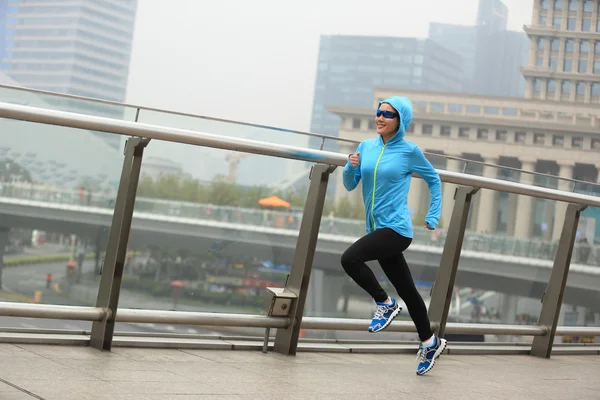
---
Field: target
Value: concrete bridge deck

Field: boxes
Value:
[0,343,598,400]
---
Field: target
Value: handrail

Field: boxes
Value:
[0,82,357,145]
[1,83,597,189]
[1,102,599,208]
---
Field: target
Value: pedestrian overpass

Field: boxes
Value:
[0,96,599,400]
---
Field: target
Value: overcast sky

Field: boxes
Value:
[125,0,534,133]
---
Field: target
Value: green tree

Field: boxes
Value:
[0,159,32,182]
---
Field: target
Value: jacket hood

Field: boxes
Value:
[378,96,413,143]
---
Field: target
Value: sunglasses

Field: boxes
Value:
[376,110,398,119]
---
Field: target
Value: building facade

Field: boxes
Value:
[309,35,463,151]
[0,0,138,149]
[523,0,600,103]
[329,89,600,241]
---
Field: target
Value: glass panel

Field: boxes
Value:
[137,108,317,155]
[0,85,138,151]
[560,180,600,342]
[0,117,124,331]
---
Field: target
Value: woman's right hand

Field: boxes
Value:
[349,152,360,167]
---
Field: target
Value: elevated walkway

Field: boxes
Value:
[1,343,598,399]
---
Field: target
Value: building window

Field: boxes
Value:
[568,0,578,11]
[567,17,576,30]
[577,81,586,95]
[592,83,600,96]
[554,0,563,10]
[540,15,548,25]
[592,138,600,150]
[352,118,361,129]
[572,136,583,148]
[496,130,507,141]
[596,42,600,54]
[580,40,590,53]
[594,61,600,74]
[583,0,593,11]
[582,19,591,32]
[562,80,571,94]
[564,58,573,72]
[440,126,451,137]
[537,38,545,50]
[552,135,564,146]
[477,129,489,139]
[534,133,546,145]
[542,0,549,9]
[553,16,562,28]
[459,127,470,138]
[535,79,543,92]
[368,120,376,130]
[565,39,574,53]
[551,39,560,51]
[548,79,557,93]
[550,57,558,70]
[578,59,588,73]
[536,56,544,67]
[422,124,433,135]
[515,132,526,143]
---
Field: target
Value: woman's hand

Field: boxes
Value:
[349,152,360,167]
[424,223,434,231]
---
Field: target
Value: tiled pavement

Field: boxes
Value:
[0,343,599,400]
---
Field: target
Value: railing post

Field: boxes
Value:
[0,226,8,290]
[531,203,586,358]
[428,185,479,337]
[273,163,334,355]
[90,136,150,351]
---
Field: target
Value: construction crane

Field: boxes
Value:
[224,153,250,183]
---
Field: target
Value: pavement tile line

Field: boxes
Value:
[0,377,47,399]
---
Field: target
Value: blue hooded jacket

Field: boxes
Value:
[342,96,442,239]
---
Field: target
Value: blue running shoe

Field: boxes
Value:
[368,298,401,333]
[416,335,447,376]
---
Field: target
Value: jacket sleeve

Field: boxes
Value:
[409,146,442,229]
[342,142,362,191]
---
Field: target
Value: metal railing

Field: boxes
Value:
[1,82,598,191]
[1,182,599,265]
[0,102,599,358]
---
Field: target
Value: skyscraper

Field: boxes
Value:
[429,0,528,97]
[522,0,600,103]
[309,35,463,150]
[0,0,138,149]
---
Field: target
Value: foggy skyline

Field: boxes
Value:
[126,0,534,134]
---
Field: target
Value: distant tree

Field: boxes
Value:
[0,159,32,182]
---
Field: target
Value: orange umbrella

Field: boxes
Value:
[258,196,290,208]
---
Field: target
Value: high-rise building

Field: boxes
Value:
[309,35,463,150]
[522,0,600,103]
[429,0,529,98]
[0,0,138,149]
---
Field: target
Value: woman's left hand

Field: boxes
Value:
[424,223,434,231]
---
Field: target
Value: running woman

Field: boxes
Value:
[341,96,446,375]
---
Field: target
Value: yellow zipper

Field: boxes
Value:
[371,144,386,229]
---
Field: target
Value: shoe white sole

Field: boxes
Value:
[416,338,447,376]
[368,305,402,333]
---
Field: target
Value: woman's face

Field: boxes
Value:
[376,103,399,137]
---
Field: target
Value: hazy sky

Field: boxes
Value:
[126,0,534,134]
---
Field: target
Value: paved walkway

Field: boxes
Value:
[0,344,598,399]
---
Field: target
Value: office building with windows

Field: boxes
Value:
[309,35,463,151]
[0,0,138,149]
[523,0,600,103]
[329,0,600,242]
[429,0,529,98]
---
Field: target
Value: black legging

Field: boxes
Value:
[341,228,433,341]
